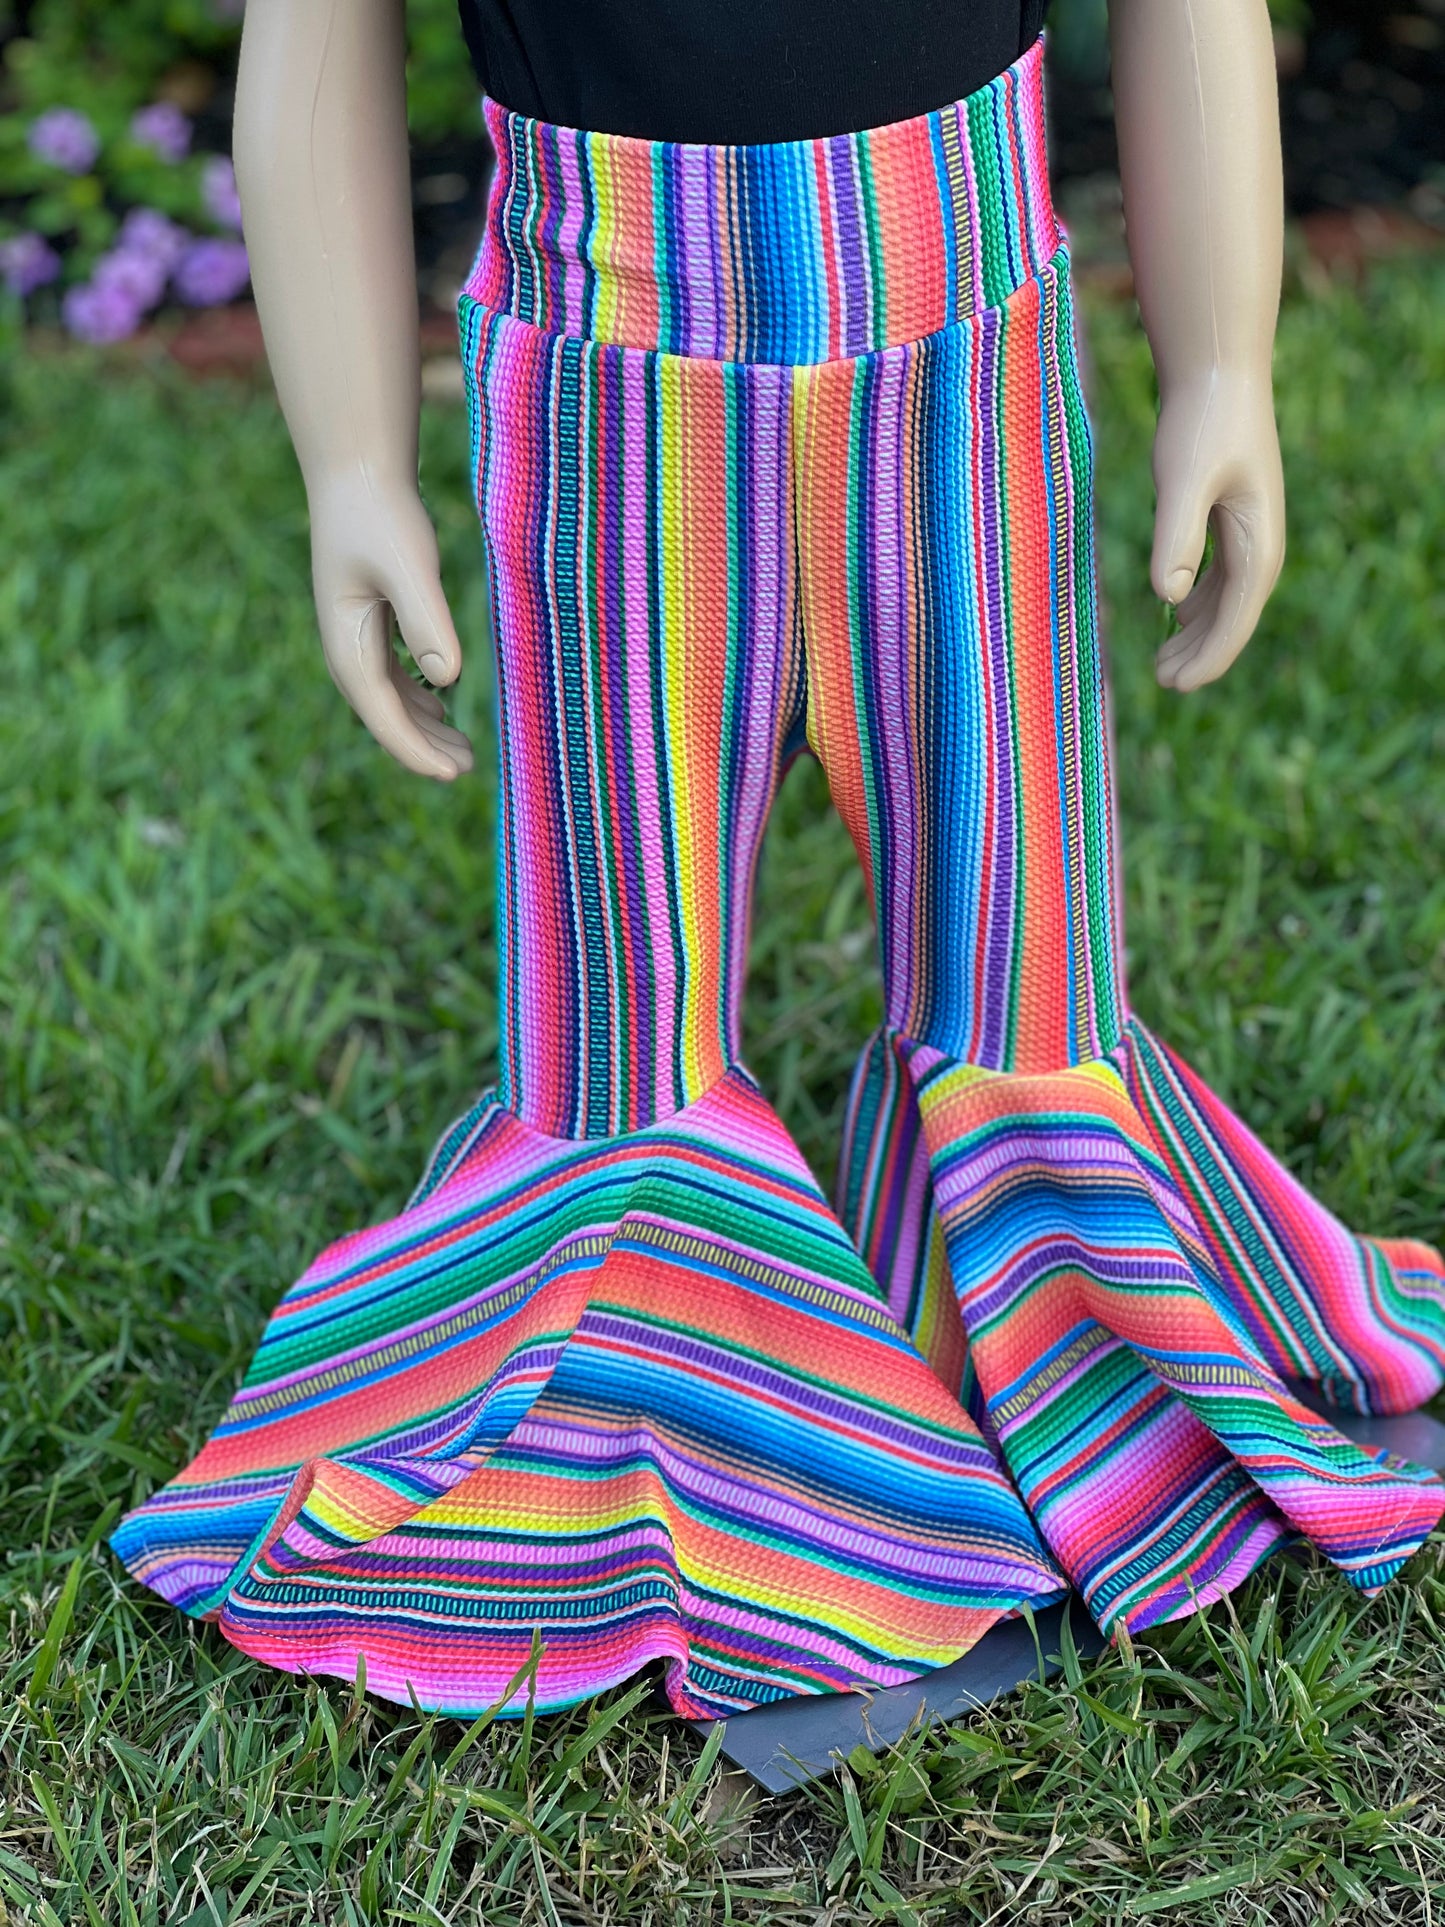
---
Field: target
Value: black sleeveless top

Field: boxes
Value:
[458,0,1051,144]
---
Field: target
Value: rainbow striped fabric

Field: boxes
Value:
[110,36,1445,1720]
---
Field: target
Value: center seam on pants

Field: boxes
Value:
[786,365,812,764]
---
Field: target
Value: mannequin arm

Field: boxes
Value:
[1108,0,1287,690]
[233,0,472,779]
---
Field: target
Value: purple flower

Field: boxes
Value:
[94,245,170,312]
[173,236,250,306]
[130,102,193,163]
[118,207,191,271]
[62,280,144,344]
[28,107,101,174]
[201,155,244,232]
[0,232,63,297]
[210,0,246,17]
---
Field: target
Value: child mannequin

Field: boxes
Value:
[110,0,1445,1722]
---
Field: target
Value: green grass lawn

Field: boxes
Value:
[3,255,1445,1926]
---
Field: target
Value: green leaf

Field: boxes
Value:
[1127,1863,1261,1912]
[29,1544,87,1699]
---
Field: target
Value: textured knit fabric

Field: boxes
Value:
[473,60,1059,365]
[110,37,1445,1719]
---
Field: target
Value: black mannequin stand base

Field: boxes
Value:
[692,1396,1445,1793]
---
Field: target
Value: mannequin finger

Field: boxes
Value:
[391,657,475,770]
[1169,565,1216,627]
[1156,578,1224,689]
[362,682,462,778]
[1150,461,1214,608]
[384,554,465,689]
[1156,555,1227,684]
[1157,509,1270,692]
[1184,588,1271,691]
[408,717,474,771]
[405,708,472,760]
[326,598,461,779]
[1156,578,1225,678]
[399,703,473,765]
[399,678,448,722]
[1156,561,1223,657]
[1156,626,1215,690]
[1203,479,1284,640]
[420,724,475,773]
[393,656,473,752]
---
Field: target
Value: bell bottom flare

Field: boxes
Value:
[110,35,1445,1719]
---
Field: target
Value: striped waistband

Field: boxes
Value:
[463,35,1060,365]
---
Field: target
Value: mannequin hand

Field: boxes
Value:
[1149,369,1286,692]
[307,468,474,780]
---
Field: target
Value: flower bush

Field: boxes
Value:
[0,0,482,340]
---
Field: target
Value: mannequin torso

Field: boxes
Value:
[458,0,1050,142]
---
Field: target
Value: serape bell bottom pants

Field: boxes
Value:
[110,36,1445,1722]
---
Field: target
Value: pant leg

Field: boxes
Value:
[472,307,801,1136]
[796,251,1445,1631]
[110,303,1066,1722]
